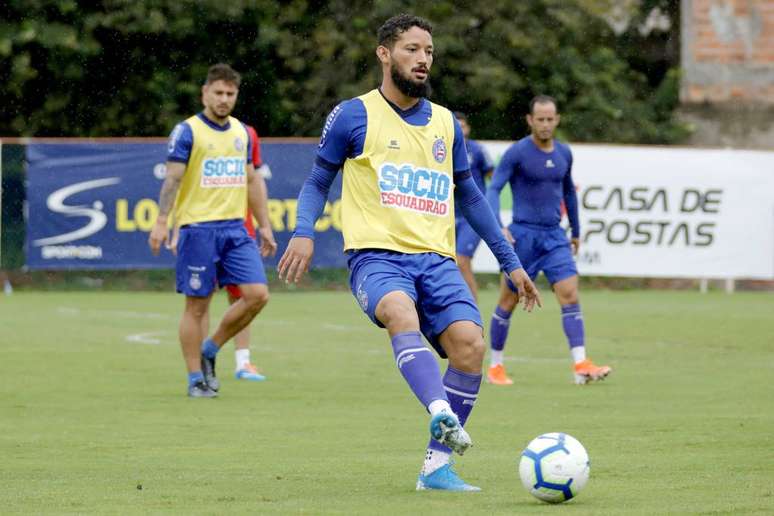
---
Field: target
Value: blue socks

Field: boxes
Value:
[188,371,204,386]
[201,337,220,359]
[490,305,512,351]
[391,332,448,408]
[561,303,585,348]
[428,367,482,454]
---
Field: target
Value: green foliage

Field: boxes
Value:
[0,0,688,143]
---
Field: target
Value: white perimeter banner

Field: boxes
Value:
[472,143,774,280]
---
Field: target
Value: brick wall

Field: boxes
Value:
[681,0,774,104]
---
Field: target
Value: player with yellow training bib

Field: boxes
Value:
[148,64,276,399]
[278,14,541,492]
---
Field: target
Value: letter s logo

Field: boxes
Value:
[33,178,121,246]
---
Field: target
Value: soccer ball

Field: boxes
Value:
[518,432,590,503]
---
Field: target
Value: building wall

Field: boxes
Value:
[680,0,774,149]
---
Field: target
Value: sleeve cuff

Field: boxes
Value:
[292,229,315,239]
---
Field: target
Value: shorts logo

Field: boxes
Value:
[356,286,368,311]
[189,273,202,290]
[432,138,447,163]
[234,137,244,152]
[377,162,451,217]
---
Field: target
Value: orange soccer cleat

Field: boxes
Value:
[486,364,514,385]
[573,359,612,385]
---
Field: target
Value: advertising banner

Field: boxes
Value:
[25,141,344,270]
[26,141,774,278]
[473,143,774,279]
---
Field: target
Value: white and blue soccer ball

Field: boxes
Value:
[518,432,590,503]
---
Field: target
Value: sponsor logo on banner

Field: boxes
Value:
[377,162,450,216]
[33,177,121,260]
[200,157,246,187]
[579,186,720,248]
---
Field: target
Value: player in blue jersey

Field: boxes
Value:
[453,112,494,301]
[148,64,277,398]
[485,95,611,386]
[277,14,541,492]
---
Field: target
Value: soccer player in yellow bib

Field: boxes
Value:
[149,64,277,398]
[278,14,541,491]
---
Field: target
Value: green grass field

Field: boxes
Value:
[1,289,773,514]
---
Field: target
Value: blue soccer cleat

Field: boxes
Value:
[416,463,481,492]
[235,363,266,381]
[429,411,472,455]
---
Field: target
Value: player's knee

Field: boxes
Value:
[185,299,210,320]
[499,291,519,312]
[242,285,270,311]
[555,287,578,305]
[448,331,485,370]
[376,297,417,329]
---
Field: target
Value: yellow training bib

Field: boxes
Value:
[174,115,249,226]
[341,90,457,258]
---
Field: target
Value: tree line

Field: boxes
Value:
[1,0,687,143]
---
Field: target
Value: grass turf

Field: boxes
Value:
[1,289,773,514]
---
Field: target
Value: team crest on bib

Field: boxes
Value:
[234,137,244,152]
[432,138,447,163]
[189,273,202,291]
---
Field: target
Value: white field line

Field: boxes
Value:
[57,306,171,320]
[125,332,167,345]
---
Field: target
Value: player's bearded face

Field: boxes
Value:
[390,62,431,98]
[202,80,239,120]
[388,27,433,99]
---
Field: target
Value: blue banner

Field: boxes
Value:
[25,141,344,270]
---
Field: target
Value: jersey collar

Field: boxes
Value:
[377,88,426,118]
[197,112,232,131]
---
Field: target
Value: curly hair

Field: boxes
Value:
[377,14,433,48]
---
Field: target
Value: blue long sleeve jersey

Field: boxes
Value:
[454,138,493,218]
[293,92,521,273]
[486,136,580,238]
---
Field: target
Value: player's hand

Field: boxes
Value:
[501,226,514,245]
[507,268,542,312]
[570,237,580,256]
[148,220,169,256]
[165,226,180,256]
[277,236,314,283]
[258,226,278,258]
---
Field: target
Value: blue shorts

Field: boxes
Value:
[176,219,266,297]
[347,250,482,358]
[505,223,577,291]
[455,216,482,258]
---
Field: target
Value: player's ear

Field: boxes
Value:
[526,114,533,128]
[555,113,561,125]
[376,45,390,64]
